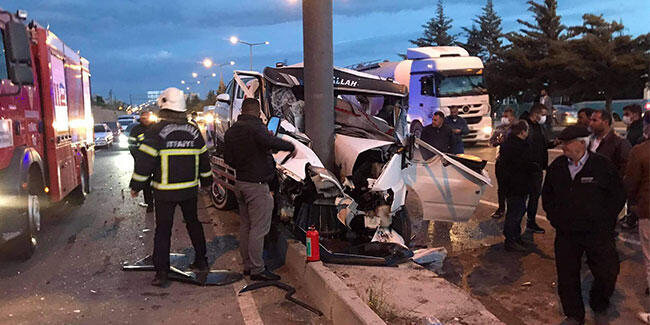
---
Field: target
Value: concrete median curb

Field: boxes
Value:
[284,240,386,325]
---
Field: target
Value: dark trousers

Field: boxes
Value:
[495,160,506,212]
[143,181,154,206]
[555,232,620,321]
[526,172,543,224]
[153,197,207,273]
[504,195,527,242]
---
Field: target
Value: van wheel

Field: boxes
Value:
[72,159,89,204]
[211,182,236,210]
[391,207,412,247]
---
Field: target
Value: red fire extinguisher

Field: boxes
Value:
[306,226,320,262]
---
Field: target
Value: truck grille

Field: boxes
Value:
[464,116,482,124]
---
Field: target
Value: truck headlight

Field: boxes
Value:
[481,126,493,135]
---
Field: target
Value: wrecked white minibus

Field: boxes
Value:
[208,65,490,264]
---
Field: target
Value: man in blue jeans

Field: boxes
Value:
[499,120,541,251]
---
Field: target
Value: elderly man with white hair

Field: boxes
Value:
[542,125,626,325]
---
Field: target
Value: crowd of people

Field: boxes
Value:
[484,99,649,325]
[417,91,648,324]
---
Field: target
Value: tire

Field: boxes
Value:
[14,185,41,260]
[71,159,89,204]
[391,207,412,247]
[211,182,236,210]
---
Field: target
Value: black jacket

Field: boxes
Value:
[626,119,644,147]
[526,119,555,170]
[420,123,454,159]
[594,129,631,174]
[129,118,212,202]
[128,122,148,158]
[224,115,294,183]
[542,152,625,235]
[499,134,541,196]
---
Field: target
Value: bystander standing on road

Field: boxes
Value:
[623,104,645,147]
[445,106,470,154]
[542,125,626,325]
[129,87,213,287]
[623,112,650,324]
[577,108,594,129]
[525,104,556,234]
[540,89,552,111]
[421,111,454,159]
[588,109,631,173]
[224,98,295,281]
[620,104,645,230]
[489,107,516,219]
[499,120,539,252]
[128,111,156,213]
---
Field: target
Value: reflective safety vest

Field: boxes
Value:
[127,123,148,158]
[129,119,212,201]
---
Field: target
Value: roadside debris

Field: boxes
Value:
[412,247,448,273]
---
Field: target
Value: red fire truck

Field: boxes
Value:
[0,9,94,259]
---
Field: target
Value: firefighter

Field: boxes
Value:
[129,87,212,287]
[128,111,156,213]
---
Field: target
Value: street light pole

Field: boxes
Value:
[230,37,268,71]
[302,0,334,170]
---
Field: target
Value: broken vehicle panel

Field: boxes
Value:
[210,64,491,263]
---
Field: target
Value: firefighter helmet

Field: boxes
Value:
[157,87,186,112]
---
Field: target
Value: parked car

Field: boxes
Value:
[93,123,114,148]
[552,104,578,126]
[117,114,139,130]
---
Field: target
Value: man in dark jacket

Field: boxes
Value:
[542,125,626,325]
[489,107,516,219]
[589,109,631,174]
[224,98,295,281]
[130,88,213,287]
[420,111,454,159]
[623,104,645,147]
[128,111,156,213]
[499,120,540,251]
[445,106,470,154]
[525,104,556,234]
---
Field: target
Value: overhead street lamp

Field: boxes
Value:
[229,36,269,71]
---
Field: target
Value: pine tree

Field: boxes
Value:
[410,0,457,47]
[462,25,483,56]
[476,0,503,62]
[563,15,650,112]
[217,78,227,94]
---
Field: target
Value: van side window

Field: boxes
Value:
[225,80,234,97]
[420,75,434,97]
[0,30,9,80]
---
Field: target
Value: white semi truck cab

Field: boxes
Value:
[359,46,493,142]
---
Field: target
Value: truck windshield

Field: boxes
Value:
[436,74,487,97]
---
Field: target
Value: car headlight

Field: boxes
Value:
[481,126,493,135]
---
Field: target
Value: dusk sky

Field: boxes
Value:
[3,0,648,104]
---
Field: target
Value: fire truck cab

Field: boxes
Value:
[0,9,93,259]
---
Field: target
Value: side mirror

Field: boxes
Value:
[4,21,34,85]
[216,93,231,103]
[267,116,280,136]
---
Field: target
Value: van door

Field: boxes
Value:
[402,138,489,222]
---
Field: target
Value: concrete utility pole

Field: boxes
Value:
[302,0,334,171]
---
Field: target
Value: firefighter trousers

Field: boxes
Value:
[153,196,207,273]
[554,232,620,321]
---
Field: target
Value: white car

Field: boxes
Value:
[93,123,114,148]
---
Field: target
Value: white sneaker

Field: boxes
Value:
[638,312,650,324]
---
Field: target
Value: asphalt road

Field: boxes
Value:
[417,142,647,325]
[0,145,324,325]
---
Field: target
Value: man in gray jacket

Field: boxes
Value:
[224,98,295,281]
